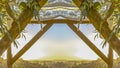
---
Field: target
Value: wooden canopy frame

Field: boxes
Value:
[0,0,119,68]
[6,22,113,68]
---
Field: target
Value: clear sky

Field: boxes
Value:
[2,24,118,60]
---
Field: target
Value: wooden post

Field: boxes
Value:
[12,24,53,64]
[108,43,113,68]
[67,24,108,64]
[7,46,12,68]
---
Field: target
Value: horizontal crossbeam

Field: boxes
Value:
[30,19,90,24]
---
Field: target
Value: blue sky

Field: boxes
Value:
[2,24,118,60]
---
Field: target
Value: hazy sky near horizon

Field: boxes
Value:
[2,24,118,60]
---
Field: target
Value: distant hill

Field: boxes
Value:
[29,56,84,61]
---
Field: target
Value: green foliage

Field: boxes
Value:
[113,2,120,34]
[78,0,120,48]
[93,2,102,11]
[103,1,120,46]
[0,0,44,48]
[0,0,20,48]
[19,2,27,11]
[0,0,8,37]
[79,0,102,20]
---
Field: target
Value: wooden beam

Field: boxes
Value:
[7,46,12,68]
[73,0,120,56]
[108,44,113,68]
[30,19,90,24]
[0,0,48,56]
[12,23,53,64]
[67,24,108,64]
[6,2,16,20]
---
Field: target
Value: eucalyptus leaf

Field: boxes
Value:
[19,2,27,11]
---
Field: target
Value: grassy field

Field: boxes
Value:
[0,57,120,68]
